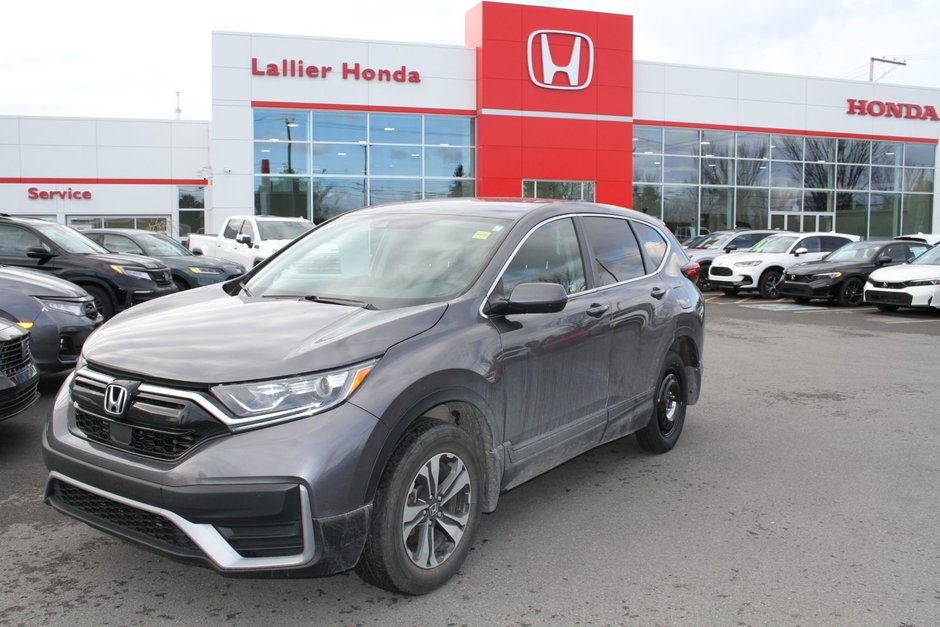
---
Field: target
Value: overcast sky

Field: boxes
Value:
[2,0,938,121]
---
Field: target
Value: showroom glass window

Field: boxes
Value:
[632,124,934,239]
[253,109,475,223]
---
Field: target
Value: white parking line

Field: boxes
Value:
[879,317,940,325]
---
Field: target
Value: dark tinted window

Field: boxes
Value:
[631,222,668,271]
[501,218,586,295]
[821,236,851,251]
[102,234,143,255]
[0,224,45,255]
[797,236,822,253]
[582,217,644,286]
[222,220,242,240]
[732,232,773,249]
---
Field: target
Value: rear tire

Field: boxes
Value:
[357,422,482,595]
[758,270,783,299]
[636,352,687,454]
[83,285,114,320]
[837,277,864,307]
[876,304,899,313]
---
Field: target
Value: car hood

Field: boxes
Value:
[787,260,871,276]
[0,266,90,297]
[712,251,784,265]
[88,253,168,270]
[869,264,940,282]
[82,286,448,384]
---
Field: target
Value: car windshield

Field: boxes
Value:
[751,235,798,254]
[911,246,940,266]
[257,220,314,241]
[694,233,732,250]
[825,242,884,262]
[34,223,109,254]
[135,233,192,257]
[246,212,511,309]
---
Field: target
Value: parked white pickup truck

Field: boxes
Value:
[187,215,314,268]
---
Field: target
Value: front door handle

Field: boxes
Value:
[651,286,667,300]
[586,303,609,318]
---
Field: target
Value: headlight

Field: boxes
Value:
[110,265,152,280]
[188,266,222,274]
[211,361,375,421]
[734,260,763,267]
[905,278,940,287]
[812,272,843,279]
[38,298,86,316]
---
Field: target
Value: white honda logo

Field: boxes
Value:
[104,384,129,416]
[527,30,594,91]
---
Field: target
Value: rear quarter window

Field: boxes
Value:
[631,222,668,271]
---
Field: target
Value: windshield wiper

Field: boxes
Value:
[302,295,377,310]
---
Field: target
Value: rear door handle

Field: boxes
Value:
[586,303,609,318]
[651,286,667,300]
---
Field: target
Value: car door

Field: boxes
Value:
[218,219,243,263]
[237,220,260,267]
[579,216,672,439]
[0,224,56,272]
[491,216,610,479]
[793,235,828,262]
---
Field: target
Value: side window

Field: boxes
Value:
[734,232,770,249]
[499,218,586,296]
[0,224,44,256]
[797,236,822,253]
[821,236,850,251]
[907,244,929,260]
[884,244,918,263]
[581,217,645,286]
[103,234,144,255]
[239,221,257,240]
[222,220,242,240]
[631,221,668,271]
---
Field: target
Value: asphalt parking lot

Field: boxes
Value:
[2,299,938,626]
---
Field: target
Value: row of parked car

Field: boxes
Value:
[0,214,249,422]
[683,227,940,311]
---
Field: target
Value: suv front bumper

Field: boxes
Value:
[42,374,388,576]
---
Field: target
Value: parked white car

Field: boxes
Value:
[709,231,860,298]
[864,244,940,312]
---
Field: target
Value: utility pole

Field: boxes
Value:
[869,57,906,82]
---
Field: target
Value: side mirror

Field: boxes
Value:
[191,249,204,256]
[724,244,738,253]
[235,233,253,248]
[486,282,568,316]
[875,255,893,266]
[793,247,809,256]
[26,246,56,260]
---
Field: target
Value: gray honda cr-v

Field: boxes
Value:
[43,199,705,594]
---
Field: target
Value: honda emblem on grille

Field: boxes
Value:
[527,30,594,91]
[104,384,129,416]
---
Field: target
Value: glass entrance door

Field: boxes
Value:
[770,212,834,232]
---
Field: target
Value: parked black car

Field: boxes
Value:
[0,319,40,422]
[83,229,245,291]
[0,266,102,373]
[43,199,705,595]
[779,239,932,306]
[0,215,177,319]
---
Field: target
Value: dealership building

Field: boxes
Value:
[2,1,938,241]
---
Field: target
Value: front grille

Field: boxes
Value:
[865,290,912,305]
[786,274,814,283]
[711,266,732,277]
[48,479,201,556]
[0,378,39,417]
[0,335,32,376]
[870,280,906,290]
[148,269,173,286]
[70,371,229,460]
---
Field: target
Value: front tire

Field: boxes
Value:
[758,269,783,299]
[636,352,687,454]
[357,422,482,595]
[837,278,864,307]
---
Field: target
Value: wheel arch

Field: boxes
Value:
[667,330,703,405]
[365,374,503,513]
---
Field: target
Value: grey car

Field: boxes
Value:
[0,266,102,373]
[43,199,705,594]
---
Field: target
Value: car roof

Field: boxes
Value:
[82,228,161,236]
[350,198,651,225]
